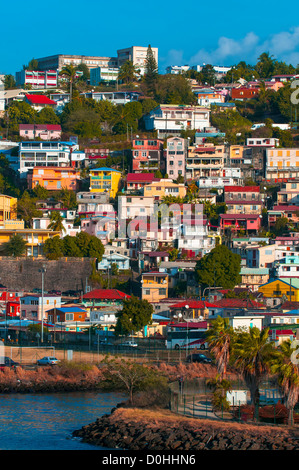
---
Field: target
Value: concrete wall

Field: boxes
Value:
[0,257,95,292]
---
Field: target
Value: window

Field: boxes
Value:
[159,288,167,295]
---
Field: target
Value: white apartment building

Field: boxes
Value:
[118,195,155,220]
[36,54,118,71]
[144,105,210,138]
[90,67,119,85]
[18,141,84,177]
[266,148,299,180]
[177,219,219,255]
[117,46,158,75]
[16,70,58,88]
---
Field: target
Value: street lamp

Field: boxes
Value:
[39,266,46,343]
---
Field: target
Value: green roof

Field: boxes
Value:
[240,268,269,275]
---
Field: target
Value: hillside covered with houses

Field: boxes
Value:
[0,46,298,348]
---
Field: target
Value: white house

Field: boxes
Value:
[18,140,81,177]
[97,253,130,271]
[143,105,210,138]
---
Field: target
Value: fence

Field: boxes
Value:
[169,377,299,426]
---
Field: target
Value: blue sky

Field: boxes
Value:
[1,0,299,75]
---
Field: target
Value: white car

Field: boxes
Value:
[37,356,60,365]
[121,341,138,348]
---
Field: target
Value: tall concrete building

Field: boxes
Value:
[117,46,158,75]
[36,54,118,71]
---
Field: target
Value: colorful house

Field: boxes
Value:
[0,195,18,227]
[126,173,158,193]
[141,272,168,302]
[27,166,81,191]
[220,214,262,233]
[258,278,299,302]
[0,228,60,257]
[82,289,130,315]
[46,306,87,323]
[131,138,164,172]
[89,167,122,198]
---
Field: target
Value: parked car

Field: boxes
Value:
[48,289,61,295]
[32,288,42,294]
[37,356,60,366]
[186,353,212,364]
[0,357,20,371]
[62,290,80,297]
[94,338,113,347]
[121,341,138,348]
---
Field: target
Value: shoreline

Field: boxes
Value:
[72,406,299,451]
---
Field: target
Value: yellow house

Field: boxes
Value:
[0,195,18,226]
[258,278,299,302]
[143,179,187,199]
[141,272,168,302]
[0,228,60,257]
[89,167,122,199]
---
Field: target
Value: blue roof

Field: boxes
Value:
[56,307,87,313]
[91,167,121,173]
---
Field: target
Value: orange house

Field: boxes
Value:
[27,166,81,191]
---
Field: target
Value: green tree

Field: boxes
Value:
[23,58,39,71]
[233,327,278,409]
[55,188,77,210]
[201,64,216,86]
[271,340,299,426]
[115,295,153,336]
[144,45,159,95]
[17,191,43,228]
[206,316,235,379]
[43,235,65,260]
[101,357,168,405]
[195,245,241,290]
[255,52,276,78]
[3,75,16,90]
[32,184,49,200]
[59,64,78,100]
[48,211,66,234]
[118,60,140,84]
[1,233,27,257]
[62,235,83,257]
[153,74,196,105]
[76,63,90,82]
[37,106,60,125]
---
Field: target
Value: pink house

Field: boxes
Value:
[132,138,164,172]
[166,137,187,180]
[220,214,261,233]
[19,124,62,140]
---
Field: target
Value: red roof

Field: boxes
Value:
[212,298,265,308]
[224,186,260,192]
[83,289,130,300]
[273,205,299,212]
[19,124,61,130]
[220,214,260,219]
[170,321,208,329]
[126,173,158,183]
[25,94,56,105]
[170,300,218,309]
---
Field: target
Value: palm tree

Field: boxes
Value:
[206,316,235,380]
[48,212,65,234]
[59,64,78,100]
[233,327,278,409]
[118,60,140,85]
[271,340,299,426]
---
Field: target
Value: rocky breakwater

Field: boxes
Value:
[73,407,299,450]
